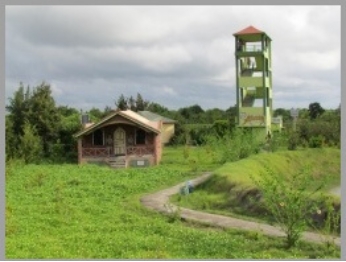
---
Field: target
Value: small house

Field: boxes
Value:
[74,109,175,168]
[137,111,177,144]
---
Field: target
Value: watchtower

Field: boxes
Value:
[233,26,273,137]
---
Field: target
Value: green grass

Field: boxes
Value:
[213,147,339,191]
[5,147,340,259]
[173,148,340,230]
[161,145,220,172]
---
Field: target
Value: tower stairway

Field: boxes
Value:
[242,94,255,107]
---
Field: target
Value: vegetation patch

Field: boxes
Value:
[173,148,340,233]
[5,155,340,258]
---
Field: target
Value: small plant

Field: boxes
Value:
[252,166,324,248]
[54,181,64,213]
[183,145,190,161]
[318,196,340,250]
[164,203,181,223]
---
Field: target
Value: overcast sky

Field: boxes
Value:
[5,5,340,111]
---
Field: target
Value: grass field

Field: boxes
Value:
[173,148,340,230]
[5,147,340,259]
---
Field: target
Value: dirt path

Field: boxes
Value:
[140,172,340,246]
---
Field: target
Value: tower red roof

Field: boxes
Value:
[233,26,263,36]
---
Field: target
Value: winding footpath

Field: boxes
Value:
[140,172,340,247]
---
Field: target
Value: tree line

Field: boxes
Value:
[5,82,341,163]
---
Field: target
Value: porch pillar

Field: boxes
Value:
[77,138,83,164]
[154,134,162,165]
[154,121,163,165]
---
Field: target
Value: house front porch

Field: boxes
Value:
[80,145,156,168]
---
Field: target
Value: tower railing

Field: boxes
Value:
[238,44,267,52]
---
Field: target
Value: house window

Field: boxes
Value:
[93,129,104,146]
[136,129,146,145]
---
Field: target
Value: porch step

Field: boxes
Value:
[107,158,126,169]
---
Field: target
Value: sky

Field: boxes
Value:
[5,5,341,111]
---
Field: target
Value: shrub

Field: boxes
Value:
[252,166,325,248]
[309,135,324,148]
[287,132,299,150]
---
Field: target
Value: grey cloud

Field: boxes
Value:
[5,5,340,111]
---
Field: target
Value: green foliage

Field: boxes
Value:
[212,120,230,136]
[6,83,30,137]
[309,135,324,148]
[5,116,17,160]
[205,128,262,164]
[252,167,324,248]
[115,94,128,110]
[88,107,105,122]
[309,102,325,120]
[18,121,43,164]
[27,82,60,156]
[274,108,291,123]
[114,93,150,111]
[316,196,341,252]
[266,132,288,152]
[6,162,340,259]
[135,93,149,111]
[287,132,299,150]
[6,83,81,163]
[174,148,340,245]
[179,104,204,122]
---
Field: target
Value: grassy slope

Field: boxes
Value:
[173,148,340,225]
[5,147,340,259]
[214,148,340,191]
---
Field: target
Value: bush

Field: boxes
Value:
[212,120,231,137]
[267,132,288,152]
[252,166,325,248]
[205,128,263,164]
[309,135,324,148]
[287,132,299,150]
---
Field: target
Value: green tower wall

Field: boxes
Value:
[234,27,273,137]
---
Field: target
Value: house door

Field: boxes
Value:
[114,128,126,155]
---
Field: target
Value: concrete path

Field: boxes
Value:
[140,172,340,246]
[329,186,341,196]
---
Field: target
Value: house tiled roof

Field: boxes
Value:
[121,110,162,131]
[233,26,263,36]
[137,111,177,124]
[74,110,161,138]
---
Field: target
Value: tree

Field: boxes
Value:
[308,102,325,120]
[103,106,113,117]
[19,121,43,164]
[274,108,291,123]
[6,83,31,156]
[136,93,149,111]
[128,96,136,111]
[179,104,204,123]
[115,94,128,110]
[5,116,16,160]
[27,82,60,156]
[6,83,30,138]
[147,102,170,116]
[89,107,104,122]
[56,106,81,162]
